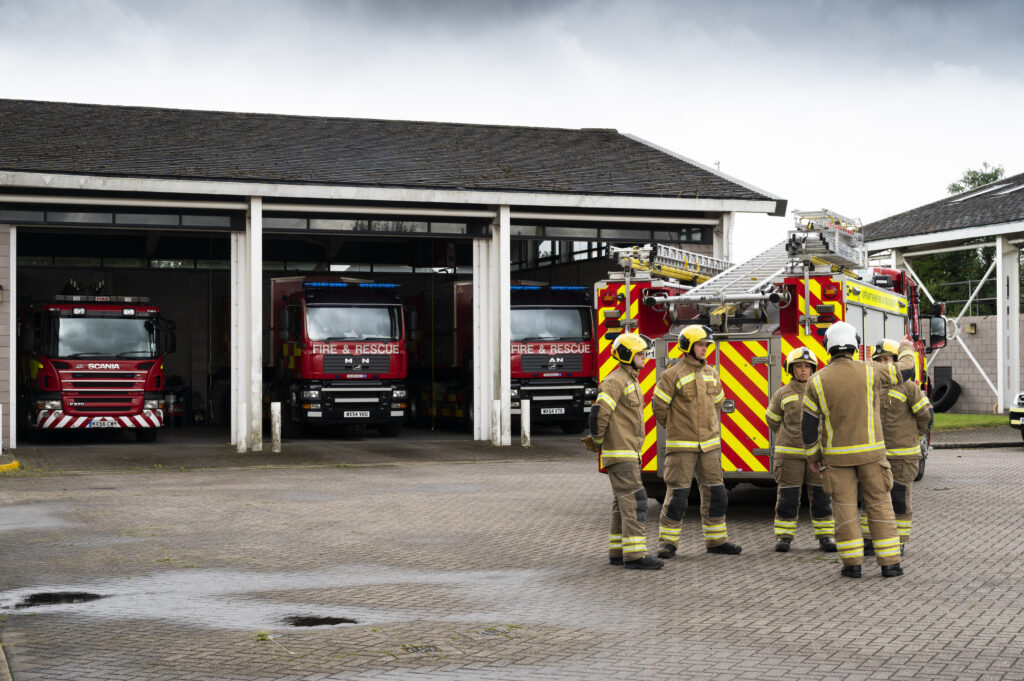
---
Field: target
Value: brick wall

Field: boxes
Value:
[927,313,1024,413]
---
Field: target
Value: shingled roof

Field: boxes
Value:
[0,99,781,208]
[863,170,1024,242]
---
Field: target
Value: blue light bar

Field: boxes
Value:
[304,282,348,288]
[551,285,587,291]
[358,283,400,289]
[510,285,542,291]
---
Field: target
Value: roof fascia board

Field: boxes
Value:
[622,133,788,217]
[0,171,779,215]
[867,220,1024,253]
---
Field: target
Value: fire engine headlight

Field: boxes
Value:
[302,403,321,410]
[143,400,162,410]
[1016,393,1024,407]
[36,400,61,411]
[392,388,407,399]
[584,386,597,397]
[301,390,321,400]
[510,388,519,398]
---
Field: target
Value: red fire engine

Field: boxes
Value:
[406,282,598,431]
[269,276,408,437]
[18,284,175,442]
[596,213,948,500]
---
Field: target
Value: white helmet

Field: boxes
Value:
[824,321,860,356]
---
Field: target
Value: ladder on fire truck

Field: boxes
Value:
[663,209,867,305]
[612,243,733,285]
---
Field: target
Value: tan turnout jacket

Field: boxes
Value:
[652,354,725,452]
[881,379,931,458]
[594,364,645,469]
[766,379,820,458]
[802,342,915,467]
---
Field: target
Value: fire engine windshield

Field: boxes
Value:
[306,305,400,341]
[512,307,590,341]
[56,318,158,358]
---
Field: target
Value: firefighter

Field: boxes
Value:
[765,347,836,553]
[653,324,742,559]
[802,321,916,578]
[582,332,663,570]
[860,338,933,554]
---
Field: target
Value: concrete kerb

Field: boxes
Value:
[0,640,12,681]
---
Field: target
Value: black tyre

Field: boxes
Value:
[135,429,158,443]
[560,420,587,434]
[643,479,666,505]
[282,401,305,439]
[931,380,961,413]
[376,421,401,437]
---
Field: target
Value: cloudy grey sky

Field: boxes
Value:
[2,0,1022,260]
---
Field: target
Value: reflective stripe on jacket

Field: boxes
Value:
[881,379,931,458]
[652,354,724,453]
[595,364,645,468]
[766,379,820,458]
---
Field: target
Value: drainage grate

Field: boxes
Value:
[405,646,438,653]
[283,615,357,627]
[15,592,104,608]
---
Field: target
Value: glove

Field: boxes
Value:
[581,435,604,453]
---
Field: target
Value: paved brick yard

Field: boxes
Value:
[1,433,1022,680]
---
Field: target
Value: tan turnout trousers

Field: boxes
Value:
[658,448,729,548]
[606,459,648,562]
[772,457,835,539]
[861,458,919,545]
[823,458,900,567]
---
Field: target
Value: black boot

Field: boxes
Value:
[863,538,875,556]
[657,544,677,559]
[608,556,624,566]
[623,555,664,570]
[707,542,742,555]
[818,536,837,553]
[881,563,904,577]
[840,565,862,578]
[775,538,791,553]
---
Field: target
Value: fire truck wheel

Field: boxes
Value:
[643,480,666,505]
[282,403,305,439]
[376,422,402,437]
[559,421,587,434]
[25,429,50,444]
[135,429,158,443]
[931,380,961,413]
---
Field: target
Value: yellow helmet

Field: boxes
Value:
[611,333,649,364]
[785,347,818,375]
[872,338,901,360]
[678,324,714,354]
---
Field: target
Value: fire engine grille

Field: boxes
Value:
[67,396,136,412]
[324,355,391,373]
[521,355,584,372]
[60,370,145,391]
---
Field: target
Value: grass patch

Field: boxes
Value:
[933,413,1008,431]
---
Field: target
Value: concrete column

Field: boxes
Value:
[247,197,264,451]
[5,225,15,451]
[997,236,1021,411]
[491,205,512,446]
[714,212,734,263]
[229,232,248,448]
[472,238,490,441]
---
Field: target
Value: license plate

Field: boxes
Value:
[540,407,565,415]
[344,411,371,418]
[88,419,120,428]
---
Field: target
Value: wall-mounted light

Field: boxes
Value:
[964,323,977,334]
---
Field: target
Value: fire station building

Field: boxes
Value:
[0,99,786,450]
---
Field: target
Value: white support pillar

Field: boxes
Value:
[714,212,734,263]
[247,197,264,451]
[491,205,512,446]
[997,236,1021,411]
[8,226,16,451]
[472,238,491,441]
[230,232,248,449]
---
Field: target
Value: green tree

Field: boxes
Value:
[946,162,1004,194]
[915,163,1007,315]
